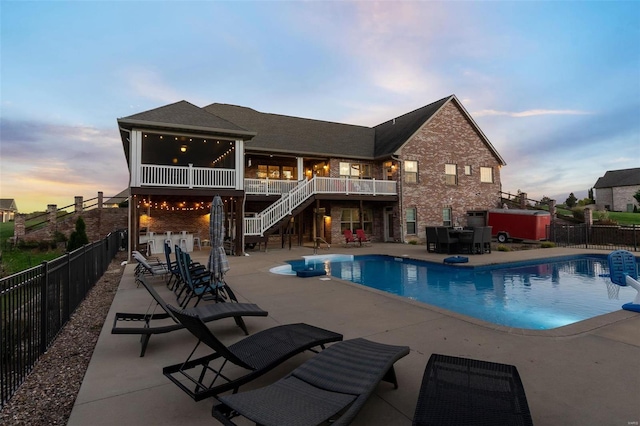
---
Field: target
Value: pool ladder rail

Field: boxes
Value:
[313,237,330,254]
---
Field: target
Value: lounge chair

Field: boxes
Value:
[343,229,357,245]
[162,305,343,401]
[176,249,232,308]
[163,243,181,290]
[412,353,533,426]
[607,250,640,312]
[356,229,370,245]
[111,275,268,356]
[212,338,410,426]
[132,251,168,279]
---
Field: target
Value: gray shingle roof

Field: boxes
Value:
[118,101,255,137]
[594,168,640,188]
[203,104,375,158]
[0,199,17,211]
[373,96,451,157]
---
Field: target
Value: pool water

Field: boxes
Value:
[279,254,638,329]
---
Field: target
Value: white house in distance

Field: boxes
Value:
[0,199,18,223]
[593,168,640,212]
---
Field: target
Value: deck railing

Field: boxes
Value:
[139,164,236,188]
[244,178,299,195]
[244,177,397,236]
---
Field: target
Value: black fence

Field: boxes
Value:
[0,230,127,407]
[548,223,639,252]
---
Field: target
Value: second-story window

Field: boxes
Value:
[339,162,371,178]
[404,160,418,183]
[445,164,457,185]
[480,167,494,183]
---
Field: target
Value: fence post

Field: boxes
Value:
[98,191,103,209]
[13,214,26,244]
[74,197,83,213]
[39,261,49,354]
[47,204,57,239]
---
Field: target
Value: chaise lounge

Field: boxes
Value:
[212,337,410,426]
[162,305,343,401]
[111,275,268,357]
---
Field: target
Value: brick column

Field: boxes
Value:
[75,196,83,213]
[47,204,57,238]
[549,200,556,222]
[14,214,26,243]
[98,191,103,209]
[584,208,593,226]
[520,192,528,209]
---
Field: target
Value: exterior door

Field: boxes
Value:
[384,207,395,242]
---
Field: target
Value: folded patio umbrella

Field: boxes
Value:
[208,195,230,297]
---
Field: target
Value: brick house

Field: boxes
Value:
[594,168,640,212]
[117,94,506,255]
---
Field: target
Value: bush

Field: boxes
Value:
[540,241,556,248]
[408,240,418,245]
[496,244,511,252]
[67,217,89,251]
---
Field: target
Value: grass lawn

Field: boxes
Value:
[0,222,64,276]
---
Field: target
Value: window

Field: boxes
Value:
[405,161,418,183]
[339,162,371,178]
[480,167,494,183]
[341,208,373,234]
[445,164,457,185]
[464,165,472,175]
[406,207,417,234]
[442,208,453,227]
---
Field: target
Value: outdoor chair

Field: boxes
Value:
[212,338,410,426]
[412,353,533,426]
[176,249,224,308]
[356,229,370,245]
[457,230,474,254]
[162,305,343,401]
[343,229,357,245]
[132,251,168,280]
[472,227,484,254]
[163,243,181,289]
[111,275,268,357]
[426,227,438,253]
[436,227,459,254]
[483,226,493,253]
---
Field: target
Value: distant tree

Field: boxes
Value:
[634,189,640,206]
[67,217,89,251]
[565,193,578,208]
[536,196,552,207]
[588,188,594,201]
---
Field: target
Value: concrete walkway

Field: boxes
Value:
[68,244,640,426]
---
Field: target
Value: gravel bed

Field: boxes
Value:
[0,253,126,425]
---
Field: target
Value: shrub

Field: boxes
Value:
[496,244,511,252]
[67,217,89,251]
[540,241,556,248]
[408,240,418,245]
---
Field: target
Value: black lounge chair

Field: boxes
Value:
[111,275,268,357]
[132,250,168,279]
[212,338,410,426]
[162,305,343,401]
[412,353,533,426]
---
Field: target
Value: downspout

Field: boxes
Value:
[391,155,404,243]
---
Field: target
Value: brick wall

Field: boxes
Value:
[22,208,128,243]
[139,208,211,240]
[397,101,502,242]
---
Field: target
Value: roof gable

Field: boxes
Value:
[594,168,640,188]
[0,199,17,211]
[204,103,375,158]
[118,101,254,137]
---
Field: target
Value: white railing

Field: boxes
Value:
[139,164,236,188]
[244,177,397,236]
[244,178,299,195]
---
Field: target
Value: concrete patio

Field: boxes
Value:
[68,244,639,426]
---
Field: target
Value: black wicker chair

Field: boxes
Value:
[163,305,343,401]
[111,275,268,357]
[212,338,410,426]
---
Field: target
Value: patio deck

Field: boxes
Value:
[68,244,640,426]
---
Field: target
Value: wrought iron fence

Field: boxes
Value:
[0,230,127,407]
[547,223,639,251]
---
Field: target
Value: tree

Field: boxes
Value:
[67,217,89,251]
[565,193,578,208]
[588,188,594,202]
[634,189,640,206]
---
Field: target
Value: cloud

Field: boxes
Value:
[473,109,593,118]
[122,67,191,105]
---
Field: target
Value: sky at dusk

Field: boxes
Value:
[1,1,639,213]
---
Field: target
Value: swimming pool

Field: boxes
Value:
[273,254,638,330]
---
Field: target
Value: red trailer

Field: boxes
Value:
[487,209,551,243]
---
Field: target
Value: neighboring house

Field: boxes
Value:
[117,95,506,255]
[593,168,640,212]
[105,188,130,207]
[0,199,18,223]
